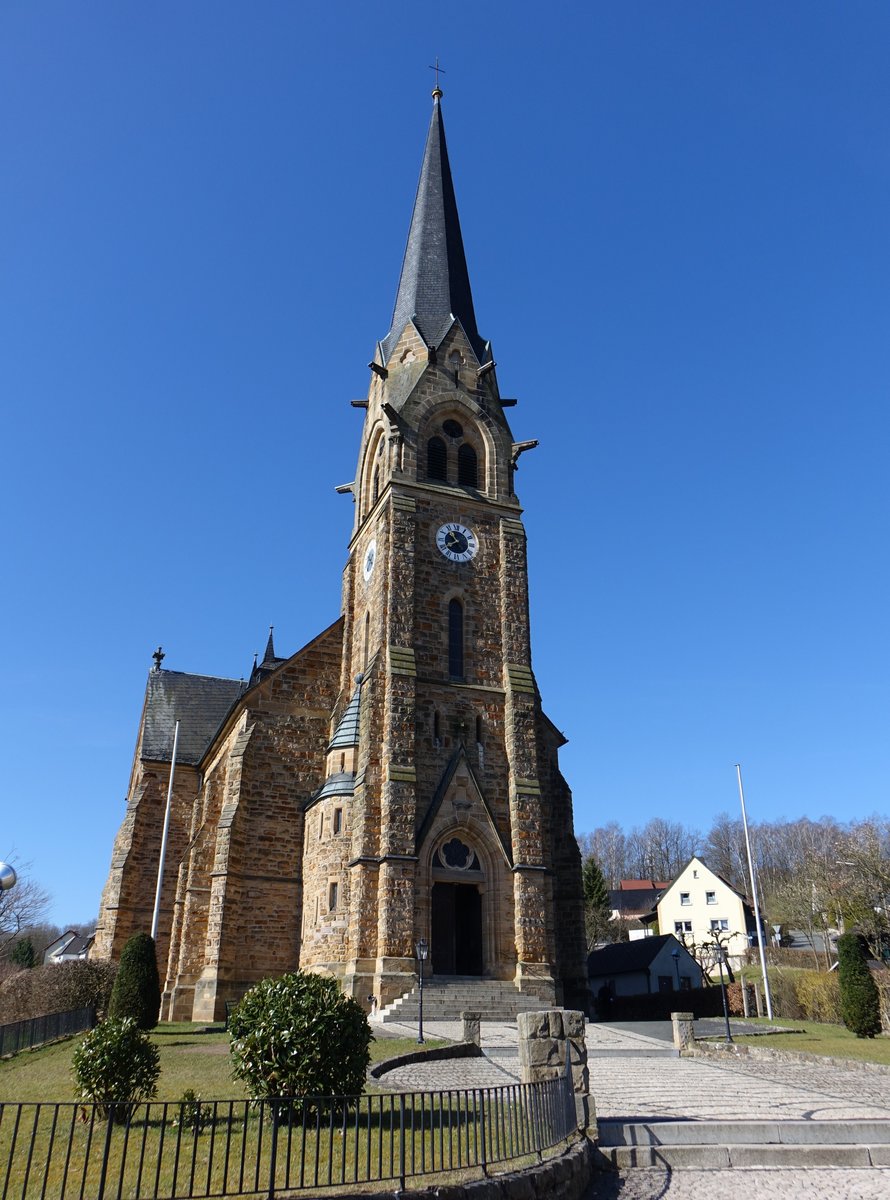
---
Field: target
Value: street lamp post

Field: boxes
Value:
[0,863,17,893]
[415,938,428,1044]
[671,946,681,990]
[715,945,733,1044]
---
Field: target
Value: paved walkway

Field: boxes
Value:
[376,1019,890,1122]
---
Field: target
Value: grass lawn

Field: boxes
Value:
[720,1017,890,1066]
[0,1023,448,1103]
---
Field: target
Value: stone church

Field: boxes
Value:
[94,87,588,1022]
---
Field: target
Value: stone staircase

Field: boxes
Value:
[376,976,550,1023]
[596,1119,890,1169]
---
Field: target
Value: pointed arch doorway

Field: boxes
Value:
[430,836,485,976]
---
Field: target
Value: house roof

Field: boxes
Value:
[609,887,662,917]
[142,668,245,765]
[657,856,752,908]
[587,933,682,977]
[328,678,363,750]
[380,91,487,366]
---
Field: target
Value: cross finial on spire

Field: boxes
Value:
[428,58,445,99]
[152,646,165,671]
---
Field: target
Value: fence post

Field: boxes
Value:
[398,1094,406,1191]
[479,1090,488,1176]
[95,1105,116,1200]
[267,1101,279,1200]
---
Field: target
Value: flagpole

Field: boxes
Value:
[151,719,180,942]
[736,763,773,1020]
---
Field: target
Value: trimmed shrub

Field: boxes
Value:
[72,1017,160,1121]
[838,933,881,1038]
[108,934,161,1030]
[229,972,373,1107]
[0,959,117,1024]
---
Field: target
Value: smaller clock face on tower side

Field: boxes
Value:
[362,539,377,582]
[435,522,478,563]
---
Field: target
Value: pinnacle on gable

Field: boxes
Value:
[381,92,488,367]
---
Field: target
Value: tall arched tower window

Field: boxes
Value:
[427,436,447,481]
[448,598,464,678]
[363,611,370,670]
[458,443,478,487]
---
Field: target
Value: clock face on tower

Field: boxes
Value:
[436,522,478,563]
[362,539,377,582]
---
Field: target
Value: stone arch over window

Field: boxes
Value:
[417,406,489,492]
[361,424,386,516]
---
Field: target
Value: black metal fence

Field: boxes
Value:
[0,1008,95,1059]
[0,1074,577,1199]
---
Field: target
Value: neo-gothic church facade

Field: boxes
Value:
[95,89,588,1021]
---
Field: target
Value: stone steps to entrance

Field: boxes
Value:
[596,1119,890,1169]
[377,977,549,1023]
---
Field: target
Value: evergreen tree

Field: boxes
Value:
[10,937,37,969]
[582,857,613,950]
[837,932,881,1038]
[108,933,161,1030]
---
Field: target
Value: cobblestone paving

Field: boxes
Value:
[584,1167,890,1199]
[591,1055,890,1122]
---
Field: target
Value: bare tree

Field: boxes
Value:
[0,864,51,955]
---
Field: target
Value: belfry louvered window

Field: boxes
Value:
[448,598,464,678]
[427,436,447,481]
[458,443,478,487]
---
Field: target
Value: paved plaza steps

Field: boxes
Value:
[377,977,549,1022]
[596,1119,890,1169]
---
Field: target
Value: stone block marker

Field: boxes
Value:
[462,1010,481,1046]
[671,1010,695,1052]
[517,1009,589,1095]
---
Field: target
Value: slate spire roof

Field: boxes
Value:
[380,89,487,365]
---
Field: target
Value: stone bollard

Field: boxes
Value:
[462,1010,481,1046]
[517,1009,589,1095]
[671,1011,695,1052]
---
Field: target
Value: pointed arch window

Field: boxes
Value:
[458,443,478,488]
[448,598,464,678]
[427,436,447,482]
[372,465,380,505]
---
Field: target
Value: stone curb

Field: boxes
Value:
[370,1040,484,1079]
[689,1040,890,1074]
[305,1135,595,1199]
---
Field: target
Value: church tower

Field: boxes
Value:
[94,87,587,1021]
[297,86,587,1012]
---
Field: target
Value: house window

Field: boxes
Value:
[458,443,478,487]
[448,598,464,678]
[710,919,729,932]
[680,892,691,906]
[679,977,691,991]
[427,436,447,481]
[333,808,343,835]
[658,976,673,993]
[706,891,716,905]
[674,921,692,935]
[328,881,339,911]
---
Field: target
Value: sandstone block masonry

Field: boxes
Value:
[517,1009,589,1096]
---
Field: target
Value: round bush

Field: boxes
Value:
[72,1017,160,1120]
[838,933,881,1038]
[108,933,161,1029]
[229,972,373,1103]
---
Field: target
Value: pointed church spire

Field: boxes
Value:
[380,87,486,365]
[262,626,275,666]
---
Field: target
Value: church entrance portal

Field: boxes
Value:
[431,883,483,976]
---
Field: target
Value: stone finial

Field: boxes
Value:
[152,646,165,671]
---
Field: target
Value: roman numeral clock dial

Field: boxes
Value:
[435,522,478,563]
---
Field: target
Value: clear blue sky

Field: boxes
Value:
[2,3,888,926]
